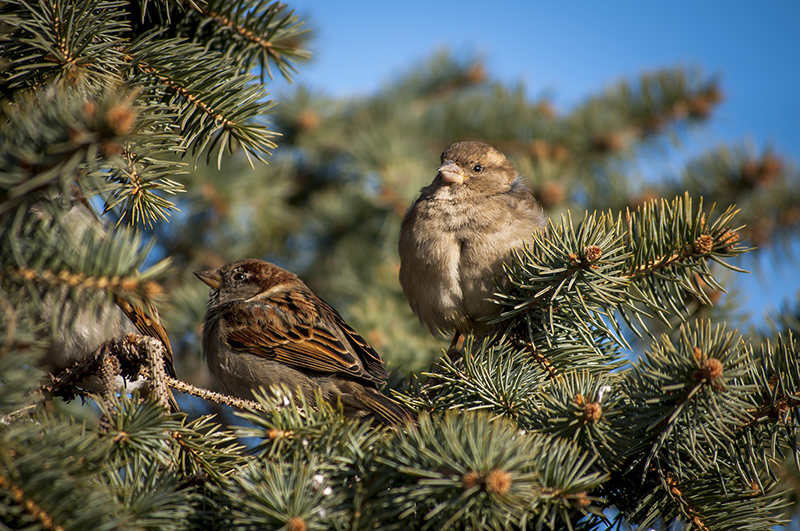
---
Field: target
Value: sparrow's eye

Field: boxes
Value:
[472,164,484,173]
[232,272,247,282]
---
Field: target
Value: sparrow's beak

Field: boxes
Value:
[438,161,465,184]
[194,269,223,289]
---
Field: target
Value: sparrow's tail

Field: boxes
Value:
[353,386,417,426]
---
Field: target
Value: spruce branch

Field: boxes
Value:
[622,322,757,473]
[0,83,186,225]
[416,336,548,420]
[522,371,627,471]
[566,67,722,160]
[41,333,172,406]
[0,392,123,530]
[665,144,800,248]
[171,414,246,484]
[720,333,800,491]
[126,35,279,167]
[0,473,66,531]
[175,0,312,83]
[101,467,197,531]
[219,456,347,531]
[602,321,795,530]
[0,0,128,92]
[619,465,788,531]
[492,193,749,353]
[742,333,800,433]
[1,198,172,344]
[1,88,133,206]
[374,412,605,530]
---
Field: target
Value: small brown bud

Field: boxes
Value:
[462,471,482,490]
[529,140,550,160]
[575,492,592,507]
[741,160,760,183]
[702,358,723,381]
[628,189,660,210]
[142,280,163,298]
[550,143,569,161]
[692,346,703,361]
[120,277,138,292]
[705,86,724,104]
[720,229,740,247]
[583,245,603,262]
[83,101,97,118]
[582,402,602,423]
[767,374,779,390]
[568,253,579,265]
[590,133,627,152]
[68,126,89,145]
[286,516,307,531]
[693,234,713,254]
[760,154,783,181]
[104,141,125,156]
[671,100,689,119]
[296,110,321,131]
[485,469,512,495]
[464,63,487,84]
[537,101,557,119]
[267,428,291,440]
[106,104,136,137]
[687,96,712,118]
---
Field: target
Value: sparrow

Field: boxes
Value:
[194,259,413,425]
[32,188,178,408]
[398,141,547,348]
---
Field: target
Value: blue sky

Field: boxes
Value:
[275,1,800,325]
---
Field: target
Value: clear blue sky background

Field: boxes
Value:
[275,0,800,328]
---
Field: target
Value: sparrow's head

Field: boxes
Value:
[194,259,298,307]
[436,141,518,193]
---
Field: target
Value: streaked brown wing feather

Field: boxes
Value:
[224,302,376,382]
[314,298,388,380]
[115,296,180,411]
[115,296,176,378]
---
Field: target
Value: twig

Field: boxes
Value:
[167,377,265,412]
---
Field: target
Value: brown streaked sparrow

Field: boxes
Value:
[195,259,413,425]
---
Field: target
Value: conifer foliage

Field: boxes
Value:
[2,1,800,530]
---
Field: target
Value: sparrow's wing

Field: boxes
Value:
[116,296,180,411]
[224,300,384,384]
[313,297,389,380]
[115,296,177,378]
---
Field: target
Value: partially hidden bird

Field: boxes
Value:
[195,259,413,425]
[398,141,547,350]
[34,188,178,409]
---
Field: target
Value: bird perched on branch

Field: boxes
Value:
[32,188,178,409]
[195,259,413,425]
[398,141,547,350]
